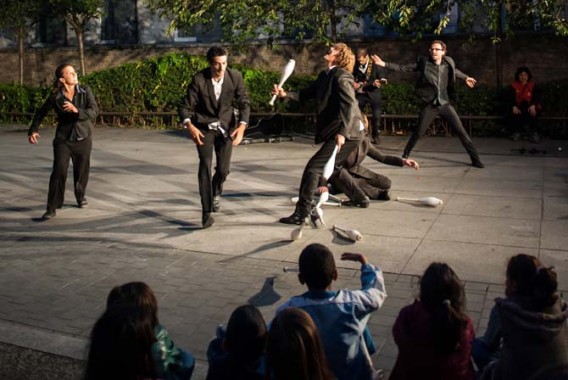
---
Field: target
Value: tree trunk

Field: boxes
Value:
[75,28,86,76]
[18,26,25,85]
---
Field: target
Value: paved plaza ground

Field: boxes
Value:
[1,125,567,379]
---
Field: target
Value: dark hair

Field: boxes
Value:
[86,305,157,380]
[106,282,159,328]
[506,254,558,309]
[266,308,334,380]
[52,63,73,93]
[514,66,533,82]
[356,48,368,57]
[299,243,336,290]
[224,304,267,363]
[206,46,228,63]
[420,262,469,354]
[431,40,447,52]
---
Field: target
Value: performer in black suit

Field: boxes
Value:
[272,43,364,225]
[353,48,387,144]
[372,40,484,168]
[179,46,251,228]
[329,115,419,205]
[28,63,99,220]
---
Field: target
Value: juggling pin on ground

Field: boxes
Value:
[290,217,308,241]
[396,196,444,207]
[332,225,363,242]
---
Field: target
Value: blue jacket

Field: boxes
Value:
[277,263,387,380]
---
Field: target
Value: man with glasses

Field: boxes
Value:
[372,40,484,168]
[272,43,365,225]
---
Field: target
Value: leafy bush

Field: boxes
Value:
[1,52,567,135]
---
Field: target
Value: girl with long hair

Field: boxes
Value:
[390,262,475,380]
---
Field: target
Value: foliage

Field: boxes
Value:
[372,0,568,40]
[2,52,568,132]
[145,0,370,44]
[47,0,105,75]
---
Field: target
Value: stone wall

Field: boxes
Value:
[0,34,567,87]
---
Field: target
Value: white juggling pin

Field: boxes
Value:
[269,59,296,106]
[396,196,444,207]
[332,225,363,242]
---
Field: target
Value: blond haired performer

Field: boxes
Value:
[273,43,365,225]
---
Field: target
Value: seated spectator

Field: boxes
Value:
[267,307,334,380]
[390,262,475,380]
[206,304,267,380]
[508,66,542,143]
[479,254,568,380]
[276,243,387,380]
[107,282,195,380]
[86,304,158,380]
[325,114,419,207]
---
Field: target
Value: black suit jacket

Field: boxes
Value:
[29,85,98,140]
[343,137,403,179]
[296,67,363,144]
[179,67,250,133]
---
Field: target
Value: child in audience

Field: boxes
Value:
[106,282,195,380]
[479,254,568,380]
[390,262,475,380]
[86,304,157,380]
[206,304,267,380]
[276,243,387,380]
[267,307,334,380]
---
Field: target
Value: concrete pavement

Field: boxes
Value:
[1,125,567,379]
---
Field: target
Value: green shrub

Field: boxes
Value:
[1,52,567,135]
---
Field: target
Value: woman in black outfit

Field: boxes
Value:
[28,63,98,219]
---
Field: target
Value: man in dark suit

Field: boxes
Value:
[372,40,484,168]
[328,115,419,205]
[353,48,387,144]
[179,46,250,228]
[272,43,365,225]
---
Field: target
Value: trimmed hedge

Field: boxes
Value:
[1,52,567,132]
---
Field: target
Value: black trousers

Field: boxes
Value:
[47,136,92,212]
[295,138,361,217]
[356,93,382,137]
[403,103,480,162]
[330,167,391,200]
[509,105,540,136]
[196,129,233,213]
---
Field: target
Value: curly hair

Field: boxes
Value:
[332,43,355,73]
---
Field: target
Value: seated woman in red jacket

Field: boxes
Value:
[390,262,475,380]
[508,66,542,143]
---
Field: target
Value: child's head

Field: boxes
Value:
[506,254,558,309]
[420,262,469,354]
[267,307,333,380]
[420,262,465,312]
[224,304,267,364]
[86,304,156,380]
[299,243,338,290]
[106,282,159,328]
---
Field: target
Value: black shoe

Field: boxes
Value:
[342,196,370,208]
[402,153,409,159]
[378,191,391,201]
[42,210,56,219]
[371,134,381,145]
[472,159,485,168]
[202,212,215,228]
[78,198,88,208]
[212,196,221,212]
[279,212,307,225]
